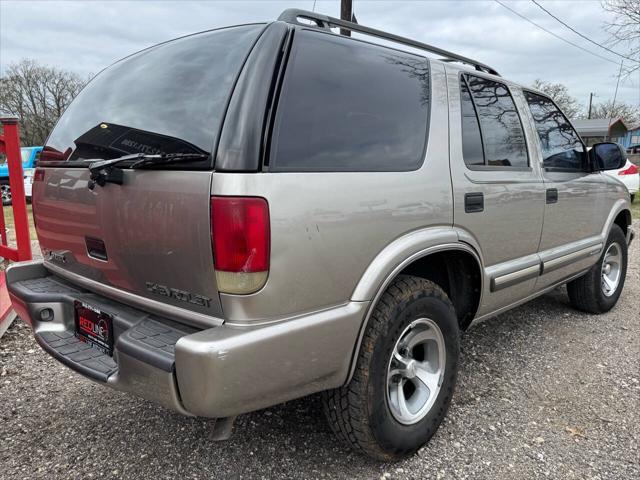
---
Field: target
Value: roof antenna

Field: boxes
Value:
[312,0,317,12]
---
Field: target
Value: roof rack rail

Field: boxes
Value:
[277,9,500,76]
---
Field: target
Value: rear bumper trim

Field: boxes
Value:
[36,330,117,382]
[7,261,195,415]
[44,261,224,329]
[7,260,368,418]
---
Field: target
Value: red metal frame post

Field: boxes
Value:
[0,131,6,247]
[0,195,6,246]
[0,116,32,261]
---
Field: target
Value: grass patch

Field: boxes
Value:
[630,195,640,221]
[1,204,36,245]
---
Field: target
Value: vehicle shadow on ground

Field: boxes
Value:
[9,254,637,479]
[51,288,589,476]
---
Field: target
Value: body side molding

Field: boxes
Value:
[541,244,602,274]
[491,263,541,291]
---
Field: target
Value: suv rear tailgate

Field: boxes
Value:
[29,24,269,325]
[34,167,223,322]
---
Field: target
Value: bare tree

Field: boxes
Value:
[601,0,640,76]
[531,79,583,118]
[0,59,87,146]
[590,99,640,124]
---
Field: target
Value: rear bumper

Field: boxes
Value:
[7,260,367,418]
[623,174,639,195]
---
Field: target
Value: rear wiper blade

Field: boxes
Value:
[87,153,209,189]
[88,152,209,172]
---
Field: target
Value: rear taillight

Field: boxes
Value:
[211,196,270,294]
[618,164,638,175]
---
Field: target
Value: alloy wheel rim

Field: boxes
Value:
[386,318,446,425]
[601,242,622,297]
[0,185,10,202]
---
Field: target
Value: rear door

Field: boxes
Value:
[446,69,545,315]
[33,24,266,322]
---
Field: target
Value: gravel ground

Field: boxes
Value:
[1,228,638,480]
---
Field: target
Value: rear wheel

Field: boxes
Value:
[567,224,627,313]
[322,275,459,461]
[1,183,11,206]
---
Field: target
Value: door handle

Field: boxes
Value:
[546,188,558,204]
[464,192,484,213]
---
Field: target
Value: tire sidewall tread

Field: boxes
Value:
[323,275,460,461]
[567,224,628,314]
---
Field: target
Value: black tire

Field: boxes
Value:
[322,275,459,461]
[567,224,628,314]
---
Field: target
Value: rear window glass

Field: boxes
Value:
[270,30,430,172]
[43,25,263,162]
[460,74,529,168]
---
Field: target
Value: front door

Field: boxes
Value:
[521,91,609,290]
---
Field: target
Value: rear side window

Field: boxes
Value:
[43,25,264,163]
[524,91,586,170]
[460,74,528,168]
[270,30,430,172]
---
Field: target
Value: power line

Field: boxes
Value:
[531,0,638,64]
[493,0,620,65]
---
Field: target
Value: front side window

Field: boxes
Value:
[270,30,430,172]
[460,74,529,168]
[524,91,585,170]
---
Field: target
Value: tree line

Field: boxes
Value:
[1,57,638,148]
[0,60,86,146]
[1,1,637,147]
[1,58,638,149]
[531,79,639,125]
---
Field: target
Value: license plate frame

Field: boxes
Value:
[74,300,114,355]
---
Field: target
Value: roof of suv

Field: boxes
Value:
[277,9,500,76]
[95,10,537,101]
[275,9,549,99]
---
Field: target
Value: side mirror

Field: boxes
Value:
[590,142,626,171]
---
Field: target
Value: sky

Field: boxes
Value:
[0,0,638,115]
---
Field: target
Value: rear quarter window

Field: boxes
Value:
[269,30,430,172]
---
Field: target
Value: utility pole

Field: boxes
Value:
[340,0,353,37]
[588,92,596,119]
